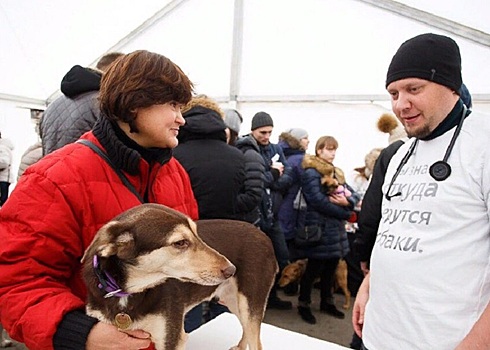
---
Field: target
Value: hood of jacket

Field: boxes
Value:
[60,65,102,98]
[279,132,303,150]
[179,105,227,143]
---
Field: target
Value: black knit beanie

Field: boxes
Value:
[386,33,462,92]
[251,112,274,130]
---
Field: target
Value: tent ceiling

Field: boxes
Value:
[1,0,489,109]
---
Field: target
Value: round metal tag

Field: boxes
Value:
[114,312,132,330]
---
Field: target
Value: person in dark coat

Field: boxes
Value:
[227,110,265,226]
[249,111,294,310]
[174,95,246,221]
[277,128,310,244]
[296,136,360,324]
[277,128,310,295]
[173,95,247,331]
[40,52,123,155]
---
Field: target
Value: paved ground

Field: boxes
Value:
[3,288,355,349]
[264,288,355,348]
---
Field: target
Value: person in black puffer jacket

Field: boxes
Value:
[173,95,248,331]
[234,133,266,226]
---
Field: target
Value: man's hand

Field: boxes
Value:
[360,261,369,276]
[86,322,152,350]
[352,273,370,338]
[271,161,284,176]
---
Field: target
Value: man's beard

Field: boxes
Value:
[407,124,431,139]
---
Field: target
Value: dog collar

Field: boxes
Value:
[93,255,130,298]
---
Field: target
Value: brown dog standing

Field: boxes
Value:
[82,204,277,350]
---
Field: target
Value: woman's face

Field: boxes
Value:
[300,137,309,150]
[317,145,336,163]
[122,102,185,148]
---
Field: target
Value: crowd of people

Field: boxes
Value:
[0,31,488,350]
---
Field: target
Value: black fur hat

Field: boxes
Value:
[386,33,462,92]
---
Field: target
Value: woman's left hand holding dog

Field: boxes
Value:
[87,322,152,349]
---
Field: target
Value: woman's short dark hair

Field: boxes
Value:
[99,50,193,130]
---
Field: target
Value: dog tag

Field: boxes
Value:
[114,312,132,330]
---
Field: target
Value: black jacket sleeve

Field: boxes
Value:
[354,140,404,263]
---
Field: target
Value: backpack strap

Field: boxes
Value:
[77,139,144,203]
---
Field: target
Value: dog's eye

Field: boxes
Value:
[172,240,189,249]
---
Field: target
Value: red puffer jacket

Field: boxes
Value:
[0,131,198,350]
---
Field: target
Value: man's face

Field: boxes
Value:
[251,126,273,146]
[387,78,457,139]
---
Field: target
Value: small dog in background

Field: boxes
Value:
[278,259,307,288]
[278,258,351,309]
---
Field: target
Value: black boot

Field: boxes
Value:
[267,285,292,310]
[283,281,299,296]
[320,303,345,319]
[297,306,316,324]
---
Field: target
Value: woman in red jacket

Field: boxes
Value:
[0,50,198,350]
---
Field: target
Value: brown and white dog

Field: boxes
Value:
[82,204,278,350]
[278,258,351,309]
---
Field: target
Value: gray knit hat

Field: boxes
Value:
[251,111,274,130]
[287,128,308,141]
[224,109,243,134]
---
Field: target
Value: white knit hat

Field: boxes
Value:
[377,113,407,144]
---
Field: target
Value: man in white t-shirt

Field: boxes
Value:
[352,33,490,350]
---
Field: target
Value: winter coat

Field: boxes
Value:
[0,137,14,183]
[17,141,42,180]
[295,155,359,260]
[235,135,266,225]
[0,117,198,350]
[174,105,246,220]
[255,141,293,230]
[40,65,102,155]
[277,134,306,240]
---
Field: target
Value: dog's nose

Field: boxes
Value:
[222,265,236,279]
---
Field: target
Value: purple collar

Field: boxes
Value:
[93,255,130,298]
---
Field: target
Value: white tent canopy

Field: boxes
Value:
[1,0,490,182]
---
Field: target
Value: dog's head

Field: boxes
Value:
[82,204,236,294]
[278,259,307,287]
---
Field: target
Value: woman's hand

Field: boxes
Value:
[86,322,152,350]
[329,193,349,206]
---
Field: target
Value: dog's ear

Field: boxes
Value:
[187,217,197,235]
[83,221,137,262]
[98,231,136,260]
[297,259,308,268]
